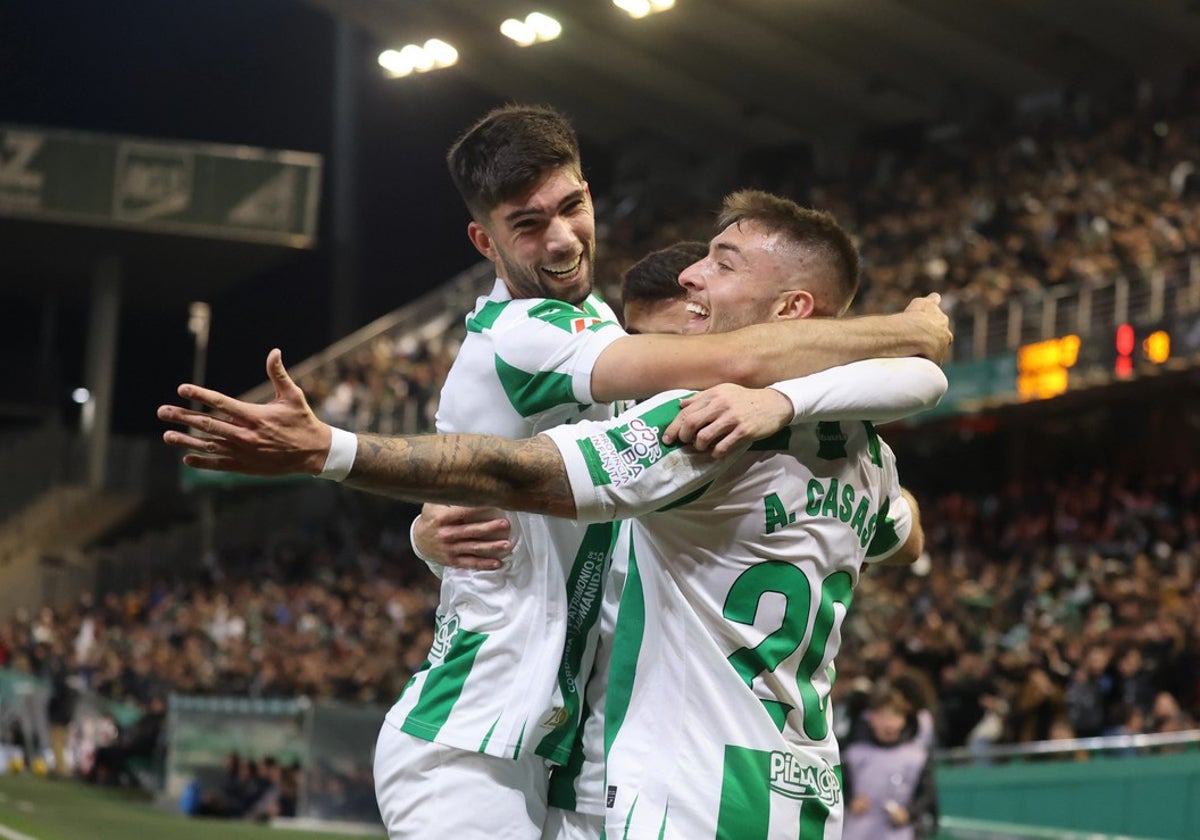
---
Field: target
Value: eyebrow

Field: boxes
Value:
[503,189,587,225]
[714,241,746,263]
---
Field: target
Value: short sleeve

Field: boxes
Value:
[865,438,913,563]
[489,298,627,415]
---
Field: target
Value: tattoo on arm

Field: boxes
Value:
[344,433,577,518]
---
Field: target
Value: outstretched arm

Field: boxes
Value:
[158,349,577,517]
[589,294,951,402]
[663,357,947,457]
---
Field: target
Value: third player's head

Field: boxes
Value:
[447,104,596,305]
[678,190,860,335]
[620,241,709,335]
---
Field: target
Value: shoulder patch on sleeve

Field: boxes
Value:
[528,299,611,334]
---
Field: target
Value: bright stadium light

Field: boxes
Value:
[501,18,537,46]
[614,0,651,18]
[71,387,90,405]
[424,39,459,68]
[378,40,458,78]
[527,12,562,40]
[501,12,561,46]
[614,0,672,18]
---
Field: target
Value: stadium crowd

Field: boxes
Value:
[294,86,1200,434]
[2,458,1197,780]
[839,465,1200,754]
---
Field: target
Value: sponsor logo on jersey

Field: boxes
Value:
[589,417,665,486]
[768,753,840,807]
[429,612,461,661]
[606,785,618,808]
[571,316,603,333]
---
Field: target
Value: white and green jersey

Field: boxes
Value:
[386,278,627,763]
[542,391,912,840]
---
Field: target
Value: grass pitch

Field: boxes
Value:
[0,773,374,840]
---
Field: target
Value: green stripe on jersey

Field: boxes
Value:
[866,496,898,557]
[546,690,594,810]
[862,421,882,467]
[513,722,526,758]
[655,481,712,512]
[796,766,838,839]
[478,716,500,753]
[465,300,509,333]
[399,628,487,741]
[538,521,619,763]
[716,746,772,839]
[605,542,645,759]
[495,356,582,417]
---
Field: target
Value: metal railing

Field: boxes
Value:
[951,259,1200,363]
[239,260,495,404]
[937,727,1200,765]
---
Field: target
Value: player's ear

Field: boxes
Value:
[467,221,498,261]
[776,289,815,320]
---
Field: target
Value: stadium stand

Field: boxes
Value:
[3,71,1200,838]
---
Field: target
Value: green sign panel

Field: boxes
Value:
[0,125,321,247]
[924,353,1019,418]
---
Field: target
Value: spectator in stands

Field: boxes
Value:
[843,687,939,840]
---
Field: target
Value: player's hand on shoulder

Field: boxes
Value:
[903,293,953,365]
[413,503,514,572]
[662,384,792,458]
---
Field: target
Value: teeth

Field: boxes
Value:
[543,256,582,277]
[686,302,709,317]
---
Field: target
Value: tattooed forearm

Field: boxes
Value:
[345,432,578,518]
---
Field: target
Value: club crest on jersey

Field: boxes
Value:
[768,753,840,807]
[429,613,461,661]
[571,316,603,333]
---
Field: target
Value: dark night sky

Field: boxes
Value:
[0,0,588,434]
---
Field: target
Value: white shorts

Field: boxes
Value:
[374,721,550,839]
[541,807,603,840]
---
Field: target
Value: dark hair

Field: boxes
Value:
[446,104,582,222]
[621,241,708,306]
[717,190,860,316]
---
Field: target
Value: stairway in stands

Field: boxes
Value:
[0,484,140,619]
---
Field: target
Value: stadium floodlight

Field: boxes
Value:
[527,12,562,40]
[424,39,459,68]
[378,40,459,78]
[71,387,90,405]
[614,0,651,18]
[501,18,537,46]
[501,12,562,46]
[614,0,673,18]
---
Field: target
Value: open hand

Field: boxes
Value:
[157,348,332,476]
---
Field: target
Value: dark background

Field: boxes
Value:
[0,0,618,434]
